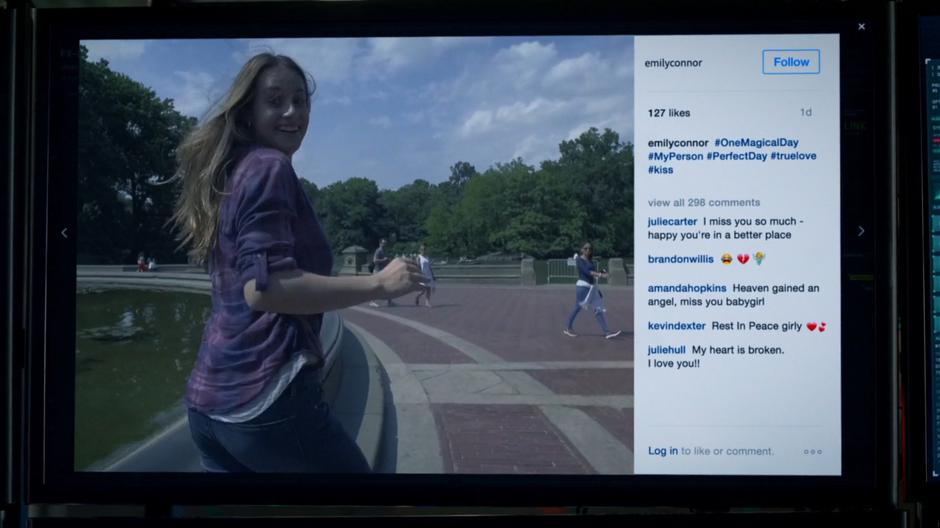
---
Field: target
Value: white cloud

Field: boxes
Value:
[565,111,632,142]
[170,70,217,119]
[582,94,631,116]
[512,135,557,165]
[362,38,420,74]
[494,41,557,66]
[493,41,557,88]
[613,61,633,79]
[242,38,361,84]
[237,37,483,88]
[361,37,485,78]
[459,109,494,137]
[495,98,568,122]
[544,52,606,84]
[429,36,487,51]
[540,51,633,98]
[369,116,393,128]
[84,40,148,62]
[415,68,472,105]
[459,97,570,138]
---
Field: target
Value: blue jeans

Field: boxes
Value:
[566,286,610,333]
[187,367,370,473]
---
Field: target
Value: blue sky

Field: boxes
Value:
[83,36,634,191]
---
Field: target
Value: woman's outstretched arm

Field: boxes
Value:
[244,257,425,315]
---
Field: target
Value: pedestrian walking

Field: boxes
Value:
[369,238,394,307]
[563,242,622,339]
[415,243,436,308]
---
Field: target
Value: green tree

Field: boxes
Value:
[379,178,435,244]
[427,128,633,260]
[541,127,634,257]
[424,204,458,256]
[77,46,195,264]
[317,177,385,251]
[493,160,587,258]
[299,178,320,209]
[426,161,510,257]
[448,161,478,191]
[431,160,478,211]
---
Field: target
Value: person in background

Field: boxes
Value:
[170,53,424,473]
[415,243,436,308]
[137,252,146,272]
[369,238,394,307]
[563,242,622,339]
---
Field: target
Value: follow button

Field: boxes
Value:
[762,49,821,75]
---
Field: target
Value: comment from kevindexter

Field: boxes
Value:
[633,35,841,475]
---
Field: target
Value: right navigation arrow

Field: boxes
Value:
[858,225,865,237]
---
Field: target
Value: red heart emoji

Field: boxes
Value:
[737,254,749,264]
[820,322,826,327]
[819,326,826,332]
[807,322,817,331]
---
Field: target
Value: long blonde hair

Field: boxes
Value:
[170,53,314,265]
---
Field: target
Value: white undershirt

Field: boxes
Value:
[208,351,309,423]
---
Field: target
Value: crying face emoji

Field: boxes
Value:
[754,251,765,265]
[721,253,733,265]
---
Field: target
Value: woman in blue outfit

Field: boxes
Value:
[170,53,425,472]
[563,242,622,339]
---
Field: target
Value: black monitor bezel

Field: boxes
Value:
[25,0,894,508]
[1,5,13,514]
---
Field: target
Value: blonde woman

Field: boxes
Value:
[171,53,424,472]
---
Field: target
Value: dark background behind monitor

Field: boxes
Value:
[896,0,924,509]
[16,510,914,528]
[1,2,11,521]
[2,4,27,528]
[4,2,35,526]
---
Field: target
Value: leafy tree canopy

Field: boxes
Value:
[77,45,196,264]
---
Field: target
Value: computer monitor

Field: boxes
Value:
[24,0,893,507]
[900,2,940,504]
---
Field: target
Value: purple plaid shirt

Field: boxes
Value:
[186,145,333,415]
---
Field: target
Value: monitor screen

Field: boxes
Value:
[919,14,940,486]
[26,1,892,506]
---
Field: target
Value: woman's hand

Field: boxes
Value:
[374,257,426,299]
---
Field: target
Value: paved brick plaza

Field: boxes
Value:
[341,283,635,475]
